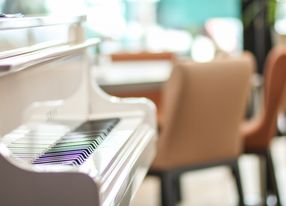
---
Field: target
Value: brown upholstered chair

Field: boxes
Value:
[149,53,255,206]
[241,46,286,205]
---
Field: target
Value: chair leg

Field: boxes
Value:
[174,175,182,202]
[258,155,268,206]
[231,161,244,206]
[265,150,281,206]
[159,171,177,206]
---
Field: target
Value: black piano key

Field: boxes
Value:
[45,150,90,160]
[58,139,97,146]
[41,150,88,159]
[33,118,120,166]
[60,135,101,142]
[35,153,85,162]
[52,142,98,151]
[48,145,94,155]
[35,154,85,164]
[95,138,102,145]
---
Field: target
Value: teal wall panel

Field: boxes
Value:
[157,0,240,28]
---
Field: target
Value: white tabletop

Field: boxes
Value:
[93,60,172,92]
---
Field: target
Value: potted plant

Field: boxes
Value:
[242,0,278,73]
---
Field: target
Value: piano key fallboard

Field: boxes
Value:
[0,15,157,206]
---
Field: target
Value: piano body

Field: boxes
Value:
[0,16,157,206]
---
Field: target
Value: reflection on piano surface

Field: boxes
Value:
[0,15,157,206]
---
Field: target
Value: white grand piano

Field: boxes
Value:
[0,15,157,206]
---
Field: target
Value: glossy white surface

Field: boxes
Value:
[0,15,157,206]
[0,16,85,59]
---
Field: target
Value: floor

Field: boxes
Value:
[131,137,286,206]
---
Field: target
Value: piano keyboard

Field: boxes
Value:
[6,118,120,166]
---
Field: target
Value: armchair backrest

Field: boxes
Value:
[260,46,286,148]
[153,54,255,170]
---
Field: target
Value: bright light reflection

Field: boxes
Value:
[275,19,286,35]
[45,0,86,15]
[86,0,126,39]
[191,35,215,63]
[205,18,242,53]
[145,26,192,52]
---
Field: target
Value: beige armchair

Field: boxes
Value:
[149,53,255,206]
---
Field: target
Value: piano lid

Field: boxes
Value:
[0,15,86,60]
[0,15,86,30]
[0,15,99,137]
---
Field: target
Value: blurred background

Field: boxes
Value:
[1,0,286,71]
